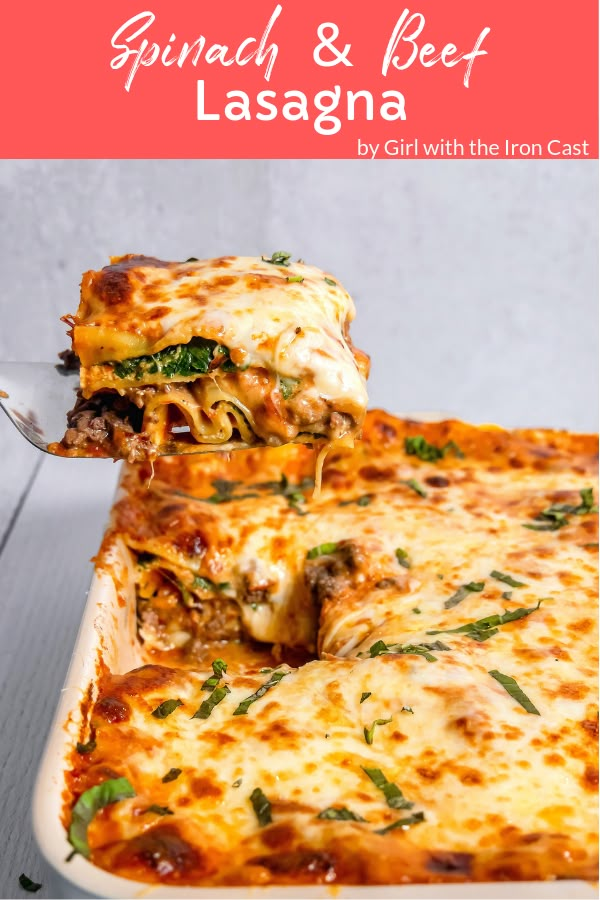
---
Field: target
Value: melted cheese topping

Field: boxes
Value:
[74,412,598,886]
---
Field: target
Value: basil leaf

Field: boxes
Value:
[317,807,366,821]
[522,489,597,530]
[404,436,463,462]
[339,494,372,507]
[144,804,174,816]
[162,767,182,783]
[76,739,96,755]
[395,548,411,569]
[428,600,543,642]
[490,570,527,588]
[401,706,414,714]
[191,685,231,719]
[193,576,230,595]
[360,692,371,703]
[18,875,42,893]
[201,658,228,691]
[259,472,312,515]
[232,778,243,787]
[324,277,337,286]
[306,542,339,559]
[262,251,291,266]
[502,591,513,600]
[113,337,235,381]
[375,811,425,835]
[250,787,272,826]
[68,777,135,858]
[366,640,450,662]
[286,275,304,283]
[233,671,287,716]
[400,478,427,498]
[576,487,598,514]
[362,767,413,809]
[364,717,393,745]
[151,698,183,719]
[444,581,485,609]
[488,670,540,715]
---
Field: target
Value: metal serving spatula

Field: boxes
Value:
[0,362,80,453]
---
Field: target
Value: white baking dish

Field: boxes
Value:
[32,500,598,900]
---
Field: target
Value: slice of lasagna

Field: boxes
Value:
[52,253,369,461]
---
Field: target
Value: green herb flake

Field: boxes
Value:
[524,487,598,531]
[76,738,96,755]
[317,807,365,821]
[395,548,411,569]
[324,277,337,286]
[375,811,425,835]
[262,251,292,267]
[250,787,272,826]
[488,670,540,715]
[144,804,174,816]
[401,706,414,714]
[18,875,42,893]
[279,377,300,400]
[259,472,313,515]
[68,777,135,858]
[364,717,393,745]
[444,581,485,609]
[233,671,287,716]
[404,435,464,462]
[400,478,427,498]
[412,608,421,614]
[151,698,183,719]
[113,337,237,381]
[427,600,543,643]
[286,275,304,283]
[201,658,228,691]
[362,767,413,809]
[360,692,371,704]
[366,640,450,662]
[307,542,340,559]
[490,570,527,588]
[193,575,230,594]
[502,591,513,600]
[232,778,243,788]
[162,768,182,783]
[191,685,231,720]
[340,494,372,507]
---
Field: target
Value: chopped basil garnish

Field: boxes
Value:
[233,671,287,716]
[232,778,242,788]
[317,807,366,821]
[193,575,231,594]
[144,804,174,816]
[203,479,259,504]
[259,473,313,515]
[151,698,183,719]
[395,548,411,568]
[375,811,425,835]
[250,787,272,826]
[524,488,598,531]
[362,767,413,809]
[201,658,228,691]
[502,591,513,600]
[191,684,231,719]
[113,337,238,380]
[18,875,42,893]
[444,581,485,609]
[76,738,96,755]
[400,478,427,498]
[401,706,414,714]
[262,251,292,266]
[286,275,304,283]
[412,608,421,614]
[339,494,372,507]
[488,670,540,715]
[364,717,393,745]
[162,767,182,783]
[490,570,527,588]
[404,435,464,461]
[366,640,450,662]
[360,692,371,703]
[68,777,135,858]
[306,542,340,559]
[427,600,543,642]
[324,277,337,286]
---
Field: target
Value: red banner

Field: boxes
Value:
[1,0,597,158]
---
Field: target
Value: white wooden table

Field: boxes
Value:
[0,418,119,899]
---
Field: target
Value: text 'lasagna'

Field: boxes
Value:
[52,253,370,461]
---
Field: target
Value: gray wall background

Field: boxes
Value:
[0,159,597,431]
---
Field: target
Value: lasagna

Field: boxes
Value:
[65,412,599,886]
[51,253,369,461]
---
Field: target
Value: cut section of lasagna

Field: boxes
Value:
[51,253,369,461]
[66,413,598,886]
